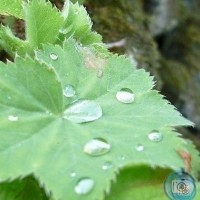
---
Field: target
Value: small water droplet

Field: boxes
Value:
[70,172,77,177]
[75,178,94,195]
[50,53,58,61]
[97,69,103,78]
[75,11,79,15]
[59,28,68,34]
[135,144,144,152]
[8,115,18,122]
[63,100,102,123]
[119,156,125,161]
[84,138,111,156]
[63,85,76,98]
[116,88,134,104]
[102,161,113,170]
[148,130,163,142]
[7,96,11,100]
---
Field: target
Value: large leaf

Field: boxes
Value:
[0,39,199,200]
[0,0,23,18]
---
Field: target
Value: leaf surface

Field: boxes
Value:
[0,0,23,18]
[24,0,64,48]
[0,39,198,200]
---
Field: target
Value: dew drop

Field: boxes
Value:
[63,100,102,123]
[70,172,77,177]
[75,11,79,15]
[102,161,113,170]
[59,28,68,34]
[84,138,111,156]
[50,53,58,61]
[119,155,125,161]
[97,69,103,78]
[148,130,163,142]
[135,144,144,152]
[116,88,134,104]
[63,85,76,98]
[8,115,18,122]
[74,178,94,195]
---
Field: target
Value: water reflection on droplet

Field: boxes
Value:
[8,115,18,122]
[84,138,111,156]
[102,161,113,170]
[74,178,94,195]
[148,130,163,142]
[63,85,76,98]
[135,144,144,152]
[70,172,77,177]
[63,100,102,123]
[50,53,58,60]
[116,88,134,104]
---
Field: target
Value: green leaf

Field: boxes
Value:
[24,0,64,48]
[106,166,170,200]
[0,39,199,200]
[0,26,30,56]
[59,1,108,54]
[0,176,49,200]
[0,0,23,19]
[105,166,200,200]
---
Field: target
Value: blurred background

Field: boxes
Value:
[1,0,200,149]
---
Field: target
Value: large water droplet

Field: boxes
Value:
[50,53,58,61]
[116,88,134,104]
[148,130,163,142]
[102,161,113,170]
[84,138,111,156]
[63,85,76,98]
[8,115,18,122]
[75,178,94,195]
[63,100,102,123]
[135,144,144,152]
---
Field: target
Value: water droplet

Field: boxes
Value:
[70,172,77,177]
[7,96,11,100]
[63,100,102,123]
[59,28,68,34]
[75,11,79,15]
[119,156,125,161]
[50,53,58,61]
[84,138,111,156]
[63,85,76,98]
[97,69,103,78]
[75,178,94,195]
[8,115,18,122]
[148,130,163,142]
[135,144,144,152]
[102,161,113,170]
[116,88,134,104]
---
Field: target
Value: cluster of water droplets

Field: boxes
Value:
[48,52,164,196]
